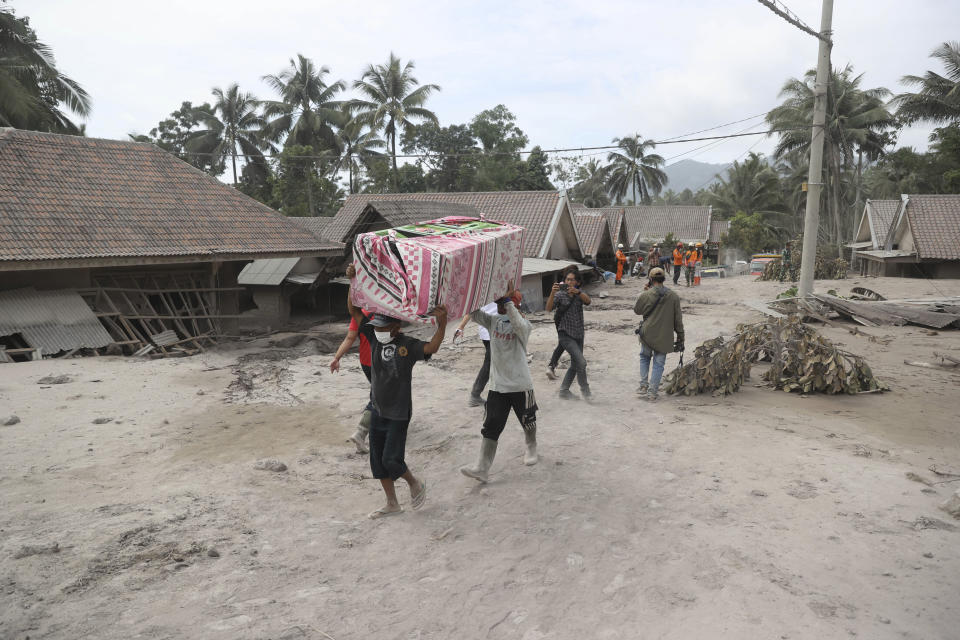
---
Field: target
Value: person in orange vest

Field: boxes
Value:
[615,244,628,285]
[684,242,697,287]
[671,242,684,285]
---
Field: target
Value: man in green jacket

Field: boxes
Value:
[632,267,685,401]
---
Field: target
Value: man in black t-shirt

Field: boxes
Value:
[346,264,448,519]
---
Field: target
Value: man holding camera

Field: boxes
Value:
[546,267,592,400]
[633,267,685,402]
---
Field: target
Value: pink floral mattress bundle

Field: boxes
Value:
[350,216,524,324]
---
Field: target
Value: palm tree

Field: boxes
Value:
[0,7,90,132]
[766,65,896,248]
[186,84,271,185]
[351,53,440,189]
[571,159,611,207]
[338,116,385,194]
[605,135,667,204]
[261,54,346,150]
[894,41,960,125]
[261,55,346,212]
[707,153,785,218]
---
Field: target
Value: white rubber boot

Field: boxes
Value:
[460,438,498,483]
[349,410,371,454]
[523,426,539,466]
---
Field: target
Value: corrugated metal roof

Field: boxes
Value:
[0,287,113,353]
[522,257,578,276]
[237,257,301,286]
[285,272,321,285]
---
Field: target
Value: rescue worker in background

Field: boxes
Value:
[684,242,697,287]
[672,242,684,285]
[694,242,704,286]
[615,244,628,285]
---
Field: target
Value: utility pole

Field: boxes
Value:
[797,0,834,297]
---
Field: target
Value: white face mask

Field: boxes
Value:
[374,330,394,344]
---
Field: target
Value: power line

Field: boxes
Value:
[755,0,829,43]
[174,127,806,161]
[657,111,770,142]
[663,120,770,163]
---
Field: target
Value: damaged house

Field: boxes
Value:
[0,129,342,360]
[853,195,960,278]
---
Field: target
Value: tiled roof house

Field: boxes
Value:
[621,205,713,248]
[850,199,900,252]
[325,191,583,260]
[857,194,960,278]
[0,129,342,342]
[0,129,342,269]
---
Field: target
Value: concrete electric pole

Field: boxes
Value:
[797,0,834,297]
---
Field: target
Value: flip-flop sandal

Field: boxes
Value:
[368,507,402,519]
[411,479,427,511]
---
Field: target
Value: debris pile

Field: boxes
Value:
[664,315,887,396]
[759,256,848,281]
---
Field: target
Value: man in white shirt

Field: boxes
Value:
[453,300,499,407]
[460,288,538,483]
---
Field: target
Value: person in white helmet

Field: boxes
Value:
[615,243,628,285]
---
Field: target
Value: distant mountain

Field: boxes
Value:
[662,159,729,193]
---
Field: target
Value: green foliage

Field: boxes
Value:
[707,153,786,218]
[767,64,896,249]
[893,41,960,126]
[605,134,667,204]
[864,123,960,196]
[0,6,90,132]
[261,54,346,153]
[272,145,342,216]
[351,52,440,188]
[570,159,611,207]
[662,232,676,248]
[185,84,272,185]
[511,146,554,191]
[131,101,225,175]
[402,122,478,191]
[725,212,784,255]
[777,286,798,299]
[652,188,703,206]
[663,316,886,396]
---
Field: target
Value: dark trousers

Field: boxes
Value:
[369,411,409,480]
[558,331,589,392]
[361,364,373,411]
[470,340,491,398]
[548,341,565,369]
[482,390,538,441]
[673,264,681,284]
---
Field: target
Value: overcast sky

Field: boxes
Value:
[20,0,960,172]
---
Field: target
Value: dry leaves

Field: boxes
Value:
[664,316,887,396]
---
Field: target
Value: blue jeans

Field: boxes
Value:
[558,331,589,392]
[638,342,667,394]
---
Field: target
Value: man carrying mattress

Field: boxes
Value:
[460,285,539,484]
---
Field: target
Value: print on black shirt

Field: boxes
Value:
[358,317,431,421]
